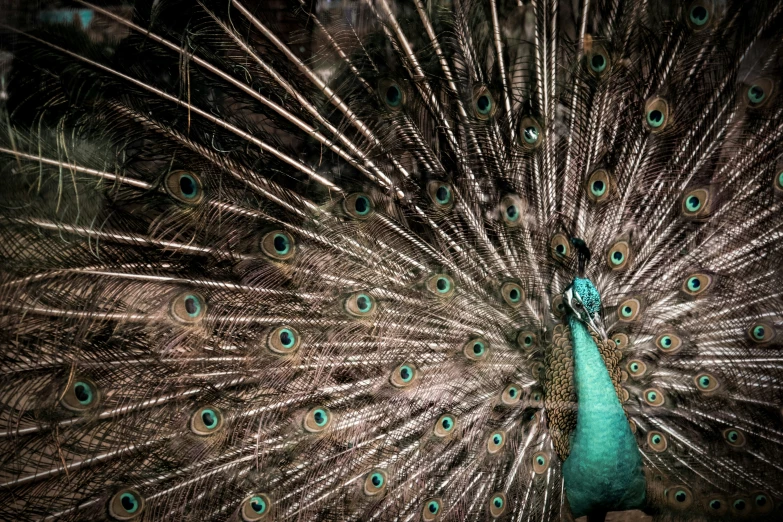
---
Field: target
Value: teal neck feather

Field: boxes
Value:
[562,314,646,517]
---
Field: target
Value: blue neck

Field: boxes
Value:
[562,314,646,517]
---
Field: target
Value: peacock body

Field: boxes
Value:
[1,0,783,520]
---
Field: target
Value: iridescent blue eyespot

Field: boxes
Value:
[74,381,94,405]
[689,5,708,26]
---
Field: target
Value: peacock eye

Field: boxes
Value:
[746,78,774,108]
[689,4,709,26]
[261,230,296,261]
[627,360,647,377]
[426,274,455,297]
[500,194,525,225]
[655,332,682,353]
[427,181,454,209]
[732,498,748,513]
[776,169,783,191]
[344,193,374,219]
[344,292,377,317]
[191,406,223,435]
[501,282,524,307]
[519,116,543,149]
[489,492,507,516]
[694,372,719,392]
[364,469,388,496]
[723,428,746,447]
[532,452,549,473]
[647,431,667,452]
[487,431,505,454]
[748,321,775,344]
[379,79,404,109]
[607,240,630,270]
[586,168,614,203]
[617,298,641,322]
[422,498,442,520]
[681,188,711,218]
[753,492,773,513]
[588,50,608,74]
[170,291,207,324]
[268,326,301,354]
[61,377,100,412]
[241,494,272,521]
[464,337,489,361]
[473,87,496,119]
[682,273,712,296]
[612,333,629,349]
[109,488,145,520]
[434,414,456,437]
[644,387,664,406]
[165,170,204,205]
[517,330,537,350]
[706,497,726,514]
[644,97,670,132]
[551,295,566,318]
[304,407,332,432]
[550,233,571,259]
[668,486,693,509]
[501,384,521,405]
[390,362,418,388]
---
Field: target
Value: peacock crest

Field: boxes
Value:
[1,0,782,520]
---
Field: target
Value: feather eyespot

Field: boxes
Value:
[500,195,525,225]
[686,1,712,29]
[464,337,489,361]
[627,360,647,378]
[473,86,496,119]
[501,384,521,405]
[344,193,374,219]
[607,240,630,270]
[667,486,693,510]
[165,170,204,205]
[241,494,272,521]
[434,414,456,437]
[656,332,682,353]
[261,230,295,261]
[422,498,442,521]
[109,488,145,520]
[550,233,571,259]
[363,469,388,496]
[390,363,418,388]
[532,452,549,473]
[694,372,719,392]
[682,273,712,296]
[191,406,223,435]
[775,167,783,192]
[426,274,455,297]
[617,298,641,322]
[551,294,566,318]
[682,188,712,218]
[612,333,630,349]
[489,492,507,517]
[745,78,773,108]
[379,79,404,109]
[519,116,543,149]
[487,431,506,454]
[427,181,454,209]
[752,492,773,514]
[170,291,206,324]
[304,407,332,432]
[61,377,100,412]
[586,43,610,76]
[344,292,376,317]
[731,498,749,515]
[586,169,614,203]
[748,321,775,344]
[517,330,537,350]
[704,496,728,515]
[723,428,746,447]
[500,282,524,307]
[268,326,300,354]
[647,431,667,452]
[644,97,670,132]
[643,388,664,406]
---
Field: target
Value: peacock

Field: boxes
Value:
[1,0,783,520]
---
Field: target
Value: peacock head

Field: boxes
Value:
[563,277,607,340]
